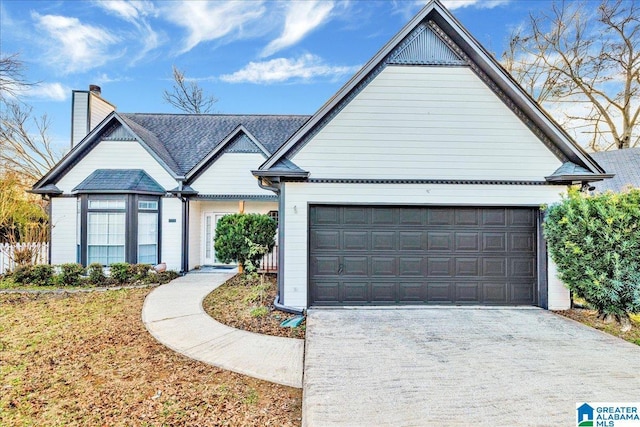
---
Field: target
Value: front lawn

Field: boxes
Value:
[0,289,302,426]
[202,274,305,340]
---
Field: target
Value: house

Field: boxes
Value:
[33,0,610,312]
[590,148,640,192]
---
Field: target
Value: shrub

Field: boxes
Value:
[87,263,106,286]
[58,263,86,287]
[109,262,131,284]
[214,213,276,271]
[9,265,34,285]
[543,188,640,321]
[130,264,152,281]
[30,264,54,287]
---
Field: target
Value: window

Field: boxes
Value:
[80,195,161,266]
[268,210,279,226]
[137,199,159,265]
[87,197,126,265]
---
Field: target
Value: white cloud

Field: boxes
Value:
[261,1,335,58]
[31,82,70,102]
[440,0,510,10]
[93,1,160,63]
[161,1,266,54]
[32,13,121,73]
[220,53,360,84]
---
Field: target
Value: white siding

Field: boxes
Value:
[161,197,182,272]
[547,258,570,310]
[281,182,566,309]
[72,92,89,147]
[291,66,562,180]
[89,93,115,130]
[187,200,277,270]
[56,139,176,192]
[50,197,78,265]
[191,153,270,195]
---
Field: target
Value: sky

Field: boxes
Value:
[1,0,557,153]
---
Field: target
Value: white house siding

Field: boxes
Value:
[72,91,89,147]
[89,93,115,131]
[281,182,569,309]
[190,153,271,195]
[50,197,78,265]
[161,197,182,272]
[187,199,278,270]
[547,258,570,310]
[56,139,176,192]
[291,66,562,180]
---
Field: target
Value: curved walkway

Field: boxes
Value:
[142,273,304,388]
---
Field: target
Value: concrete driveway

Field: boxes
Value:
[303,308,640,426]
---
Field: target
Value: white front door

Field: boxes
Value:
[202,213,230,265]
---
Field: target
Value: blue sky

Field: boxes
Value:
[1,0,555,152]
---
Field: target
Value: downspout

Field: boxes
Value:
[44,195,52,265]
[257,176,304,316]
[176,180,190,275]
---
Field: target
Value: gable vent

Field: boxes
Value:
[226,134,263,154]
[387,23,465,66]
[102,123,136,141]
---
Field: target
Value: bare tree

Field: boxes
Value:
[503,0,639,151]
[162,66,217,114]
[0,102,60,182]
[0,53,35,100]
[0,53,60,182]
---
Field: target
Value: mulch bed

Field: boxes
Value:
[202,274,305,340]
[555,308,640,346]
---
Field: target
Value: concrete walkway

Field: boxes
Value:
[142,273,304,388]
[303,308,640,426]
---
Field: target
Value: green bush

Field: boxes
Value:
[30,264,54,287]
[59,263,85,287]
[87,263,106,286]
[130,264,152,281]
[109,262,131,284]
[543,188,640,319]
[8,265,34,285]
[214,213,276,271]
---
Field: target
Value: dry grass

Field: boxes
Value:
[0,289,302,426]
[555,309,640,346]
[202,274,305,340]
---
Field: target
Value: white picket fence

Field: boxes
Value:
[0,243,49,275]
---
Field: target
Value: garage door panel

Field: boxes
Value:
[371,282,397,302]
[343,257,368,276]
[342,281,369,302]
[482,258,507,277]
[344,231,369,250]
[427,257,452,276]
[309,206,537,306]
[482,282,507,303]
[482,208,507,226]
[399,257,422,276]
[344,207,368,224]
[455,232,480,251]
[372,257,396,275]
[482,233,507,251]
[311,257,340,276]
[310,230,340,250]
[427,232,452,250]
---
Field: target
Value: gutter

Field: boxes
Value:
[273,295,304,315]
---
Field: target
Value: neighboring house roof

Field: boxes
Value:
[256,0,608,183]
[590,148,640,192]
[72,169,166,195]
[33,113,310,192]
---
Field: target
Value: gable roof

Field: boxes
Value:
[73,169,166,195]
[590,148,640,192]
[256,0,608,183]
[33,112,309,192]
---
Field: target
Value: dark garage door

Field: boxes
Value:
[309,206,538,306]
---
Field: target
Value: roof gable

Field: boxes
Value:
[258,0,607,182]
[72,169,165,195]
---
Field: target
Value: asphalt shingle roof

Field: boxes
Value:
[120,114,310,175]
[590,148,640,192]
[73,169,166,194]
